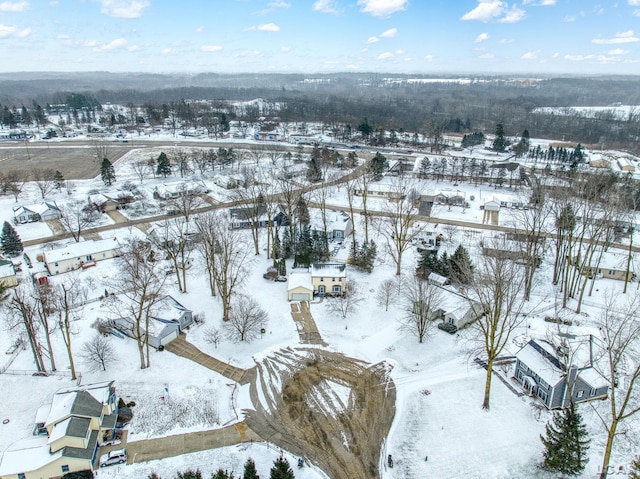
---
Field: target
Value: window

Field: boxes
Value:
[332,277,335,282]
[320,277,324,282]
[61,465,70,473]
[18,474,26,479]
[332,285,341,293]
[576,390,584,398]
[55,262,59,266]
[590,388,596,397]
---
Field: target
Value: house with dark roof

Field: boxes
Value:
[514,338,609,409]
[0,381,118,479]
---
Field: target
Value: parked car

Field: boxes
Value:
[99,448,127,467]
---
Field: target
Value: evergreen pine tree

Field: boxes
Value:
[449,245,474,284]
[306,157,323,183]
[100,158,116,186]
[156,151,172,178]
[148,474,161,479]
[269,456,295,479]
[53,170,65,190]
[629,455,640,479]
[177,470,202,479]
[540,402,590,476]
[369,152,388,181]
[212,469,231,479]
[282,228,292,259]
[243,458,260,479]
[1,221,23,257]
[492,123,507,152]
[296,198,310,226]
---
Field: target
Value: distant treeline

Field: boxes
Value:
[1,73,639,152]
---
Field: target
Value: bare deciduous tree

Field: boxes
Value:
[378,178,425,275]
[377,278,397,312]
[399,276,442,343]
[465,239,527,410]
[1,170,29,202]
[225,295,268,342]
[81,334,116,372]
[4,286,46,372]
[592,294,640,479]
[325,281,362,320]
[59,201,100,242]
[53,275,87,380]
[132,159,153,183]
[105,238,166,369]
[32,168,57,199]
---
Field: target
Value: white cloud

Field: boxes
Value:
[280,46,291,52]
[195,26,204,33]
[97,0,150,18]
[377,51,394,59]
[629,0,640,5]
[479,53,494,59]
[161,48,175,55]
[358,0,407,17]
[498,38,513,43]
[366,36,379,44]
[93,37,127,51]
[312,0,339,14]
[499,5,525,23]
[201,45,223,52]
[0,1,30,12]
[269,0,291,7]
[395,49,404,54]
[474,32,489,42]
[564,54,595,61]
[523,0,555,5]
[424,54,433,62]
[608,48,628,54]
[259,23,280,31]
[521,49,540,59]
[461,0,504,21]
[592,30,639,44]
[0,24,30,38]
[127,45,140,51]
[83,39,99,47]
[380,27,397,38]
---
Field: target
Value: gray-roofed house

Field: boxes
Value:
[514,338,609,409]
[0,381,118,478]
[112,295,193,348]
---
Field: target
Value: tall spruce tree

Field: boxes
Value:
[492,123,507,152]
[540,402,590,476]
[243,458,260,479]
[53,170,65,190]
[449,245,474,284]
[100,158,116,186]
[369,152,388,181]
[156,151,172,178]
[269,456,295,479]
[1,221,23,256]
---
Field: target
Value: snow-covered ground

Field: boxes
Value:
[1,137,640,478]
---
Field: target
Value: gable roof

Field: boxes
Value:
[46,390,103,427]
[44,238,120,265]
[0,260,16,279]
[288,272,313,292]
[311,263,346,277]
[47,416,91,445]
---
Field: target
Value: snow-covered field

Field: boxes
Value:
[1,137,639,478]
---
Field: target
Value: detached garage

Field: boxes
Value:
[288,272,313,301]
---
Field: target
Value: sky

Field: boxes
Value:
[1,0,640,75]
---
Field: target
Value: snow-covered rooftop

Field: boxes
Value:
[0,436,62,476]
[44,238,120,264]
[288,272,313,291]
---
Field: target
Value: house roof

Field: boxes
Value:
[62,430,99,460]
[288,272,313,292]
[308,209,351,233]
[13,202,60,217]
[151,295,190,322]
[44,238,120,265]
[46,390,104,428]
[0,436,63,476]
[516,340,564,386]
[0,260,16,279]
[48,416,91,445]
[311,263,346,278]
